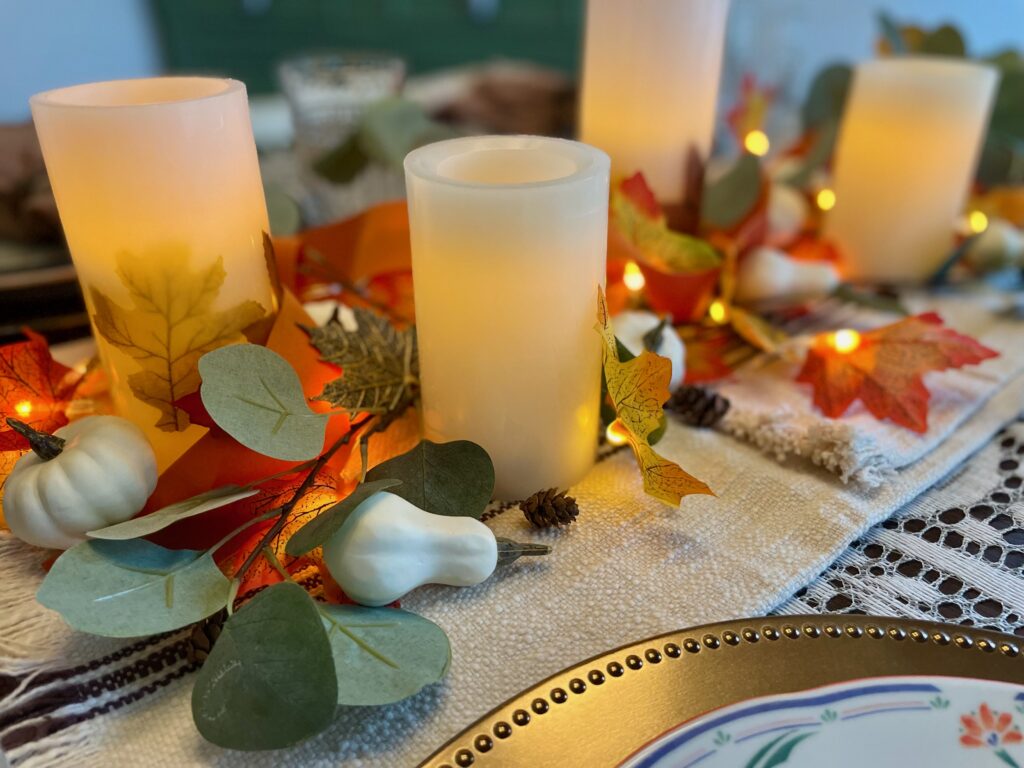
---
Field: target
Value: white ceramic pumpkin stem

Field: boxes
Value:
[5,417,66,461]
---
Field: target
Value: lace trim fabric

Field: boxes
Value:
[778,418,1024,636]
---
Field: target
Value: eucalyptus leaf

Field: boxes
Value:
[365,440,495,519]
[319,604,450,705]
[313,132,371,184]
[264,184,302,236]
[801,63,852,132]
[780,121,838,189]
[199,344,329,461]
[37,539,230,637]
[192,582,336,751]
[359,98,457,168]
[701,154,762,231]
[878,12,907,54]
[88,485,258,540]
[920,24,966,57]
[286,478,402,556]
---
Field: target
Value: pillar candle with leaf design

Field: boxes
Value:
[31,78,279,469]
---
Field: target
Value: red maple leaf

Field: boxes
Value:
[0,329,83,451]
[619,172,664,221]
[796,313,999,433]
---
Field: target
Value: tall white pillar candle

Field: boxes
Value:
[404,136,610,500]
[825,58,999,283]
[31,78,278,469]
[579,0,730,203]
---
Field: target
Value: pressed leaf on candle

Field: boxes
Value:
[796,313,998,433]
[307,307,419,414]
[596,287,713,506]
[90,248,267,432]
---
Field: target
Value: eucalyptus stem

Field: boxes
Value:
[232,413,375,581]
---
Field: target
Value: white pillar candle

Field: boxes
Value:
[404,136,610,500]
[31,78,278,469]
[579,0,730,203]
[825,58,999,283]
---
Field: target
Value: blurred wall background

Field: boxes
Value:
[2,0,1022,121]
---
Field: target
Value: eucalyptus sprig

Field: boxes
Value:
[36,308,541,751]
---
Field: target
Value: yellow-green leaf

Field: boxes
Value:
[595,287,713,506]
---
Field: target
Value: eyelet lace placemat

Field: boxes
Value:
[778,418,1024,636]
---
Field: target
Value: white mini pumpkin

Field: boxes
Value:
[612,310,686,391]
[4,415,158,550]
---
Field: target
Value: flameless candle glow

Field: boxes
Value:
[579,0,730,203]
[825,58,998,283]
[405,136,610,500]
[31,78,278,469]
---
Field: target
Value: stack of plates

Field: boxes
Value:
[0,239,86,343]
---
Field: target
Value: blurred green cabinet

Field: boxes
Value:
[152,0,584,93]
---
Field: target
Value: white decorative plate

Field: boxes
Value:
[621,676,1024,768]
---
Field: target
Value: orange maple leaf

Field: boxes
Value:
[0,329,83,451]
[796,313,998,433]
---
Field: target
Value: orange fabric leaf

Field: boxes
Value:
[0,329,83,451]
[797,314,999,433]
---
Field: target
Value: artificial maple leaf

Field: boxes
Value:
[90,246,268,431]
[612,173,721,274]
[796,313,999,433]
[725,73,776,144]
[596,286,713,506]
[681,327,735,384]
[307,306,418,414]
[0,329,83,451]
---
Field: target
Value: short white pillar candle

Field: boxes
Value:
[579,0,731,203]
[404,136,610,500]
[825,58,999,283]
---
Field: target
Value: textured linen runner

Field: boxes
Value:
[2,355,1023,766]
[717,292,1024,487]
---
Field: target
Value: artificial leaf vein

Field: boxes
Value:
[91,247,267,431]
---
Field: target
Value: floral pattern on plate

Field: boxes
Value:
[619,676,1024,768]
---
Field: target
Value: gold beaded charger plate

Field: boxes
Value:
[420,616,1024,768]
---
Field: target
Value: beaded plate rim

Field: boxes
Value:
[418,614,1024,768]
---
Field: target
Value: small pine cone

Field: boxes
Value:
[186,610,226,665]
[521,488,579,529]
[666,385,730,428]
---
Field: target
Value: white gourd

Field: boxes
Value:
[734,246,839,306]
[322,492,499,606]
[964,218,1024,273]
[767,183,809,245]
[4,415,158,550]
[612,310,686,390]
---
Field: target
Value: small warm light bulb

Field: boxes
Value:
[816,188,837,212]
[14,400,33,418]
[829,329,861,354]
[605,420,630,447]
[708,299,728,325]
[743,129,770,157]
[623,260,646,292]
[968,210,989,234]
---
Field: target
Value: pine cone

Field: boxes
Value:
[186,610,226,665]
[666,385,730,428]
[521,488,579,528]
